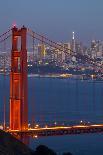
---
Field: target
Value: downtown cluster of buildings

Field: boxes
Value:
[28,32,103,70]
[0,32,103,75]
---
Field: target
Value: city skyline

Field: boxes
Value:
[0,0,103,44]
[0,1,103,155]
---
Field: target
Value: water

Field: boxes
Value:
[28,77,103,124]
[30,134,103,155]
[1,75,103,155]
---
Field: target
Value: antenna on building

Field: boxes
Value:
[72,31,75,40]
[72,31,76,53]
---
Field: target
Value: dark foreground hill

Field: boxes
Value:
[0,129,34,155]
[0,129,73,155]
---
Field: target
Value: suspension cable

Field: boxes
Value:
[27,28,74,55]
[0,28,11,39]
[3,52,6,130]
[27,29,103,73]
[0,35,11,44]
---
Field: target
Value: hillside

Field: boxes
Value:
[0,130,34,155]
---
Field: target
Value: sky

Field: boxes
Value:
[0,0,103,45]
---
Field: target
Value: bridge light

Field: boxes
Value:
[33,135,38,138]
[62,123,64,126]
[0,125,3,130]
[6,126,9,129]
[45,125,48,128]
[54,122,57,125]
[80,120,83,123]
[28,123,31,128]
[35,124,39,128]
[12,22,16,28]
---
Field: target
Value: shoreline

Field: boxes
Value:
[0,73,103,81]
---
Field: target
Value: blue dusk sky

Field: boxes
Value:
[0,0,103,44]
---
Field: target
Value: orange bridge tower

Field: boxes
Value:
[10,26,28,130]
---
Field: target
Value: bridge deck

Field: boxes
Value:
[7,124,103,138]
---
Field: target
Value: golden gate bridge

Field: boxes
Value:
[0,25,103,142]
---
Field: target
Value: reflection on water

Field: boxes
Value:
[0,75,103,154]
[28,78,103,125]
[30,134,103,155]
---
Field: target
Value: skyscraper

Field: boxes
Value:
[71,32,76,53]
[38,44,46,61]
[63,43,71,62]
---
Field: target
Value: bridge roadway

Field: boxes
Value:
[7,124,103,138]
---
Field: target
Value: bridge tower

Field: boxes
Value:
[10,26,28,130]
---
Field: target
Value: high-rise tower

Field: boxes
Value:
[38,44,46,61]
[72,31,76,53]
[10,26,28,130]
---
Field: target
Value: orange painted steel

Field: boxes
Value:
[10,26,28,130]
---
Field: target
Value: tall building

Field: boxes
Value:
[38,44,46,61]
[75,42,84,55]
[63,43,71,62]
[96,41,103,58]
[90,40,97,58]
[56,42,64,64]
[71,32,76,53]
[90,40,103,58]
[64,43,71,53]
